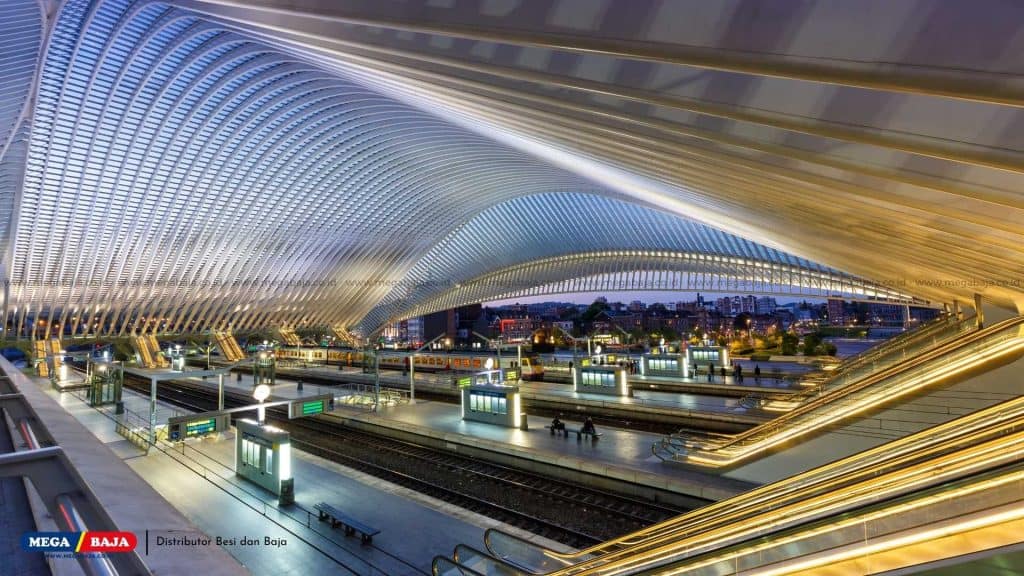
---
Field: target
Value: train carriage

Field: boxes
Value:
[273,347,543,379]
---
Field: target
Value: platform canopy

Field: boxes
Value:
[0,0,1020,338]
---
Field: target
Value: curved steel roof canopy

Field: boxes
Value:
[2,0,1021,338]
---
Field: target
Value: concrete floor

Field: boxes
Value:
[37,378,569,576]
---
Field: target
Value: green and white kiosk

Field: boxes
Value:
[460,359,525,429]
[235,385,294,505]
[573,345,629,396]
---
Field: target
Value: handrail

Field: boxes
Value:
[489,404,1024,575]
[453,543,529,575]
[607,461,1024,575]
[0,357,153,576]
[432,555,488,576]
[672,315,1024,465]
[486,353,1024,568]
[793,314,968,403]
[823,313,955,376]
[650,316,971,459]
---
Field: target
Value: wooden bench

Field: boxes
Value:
[574,429,603,441]
[314,502,380,544]
[546,424,568,437]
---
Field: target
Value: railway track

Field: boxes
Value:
[260,364,720,436]
[120,375,688,549]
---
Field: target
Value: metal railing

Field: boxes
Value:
[800,314,964,395]
[0,358,152,576]
[655,315,1023,465]
[822,313,956,374]
[451,387,1024,575]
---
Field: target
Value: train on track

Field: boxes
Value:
[273,347,544,380]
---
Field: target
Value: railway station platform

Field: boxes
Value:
[26,370,566,575]
[216,363,771,431]
[11,364,247,576]
[197,372,757,503]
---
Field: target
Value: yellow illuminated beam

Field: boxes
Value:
[536,388,1024,563]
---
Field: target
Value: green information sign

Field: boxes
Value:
[287,393,334,419]
[457,376,472,388]
[186,418,217,437]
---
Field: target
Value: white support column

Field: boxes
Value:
[517,345,522,383]
[408,353,416,404]
[374,353,380,412]
[218,373,224,411]
[149,377,157,450]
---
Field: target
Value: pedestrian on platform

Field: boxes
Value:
[754,365,761,383]
[582,416,597,435]
[550,414,566,436]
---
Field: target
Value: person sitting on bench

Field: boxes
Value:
[581,416,597,436]
[550,414,566,435]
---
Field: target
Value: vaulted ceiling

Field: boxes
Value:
[1,0,1020,337]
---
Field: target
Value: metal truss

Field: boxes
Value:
[381,250,922,333]
[5,0,603,338]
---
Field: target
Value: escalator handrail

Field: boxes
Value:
[488,362,1024,564]
[686,315,1021,456]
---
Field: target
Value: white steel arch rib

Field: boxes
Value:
[386,251,917,331]
[2,0,1023,339]
[9,0,614,337]
[170,0,1024,311]
[360,193,917,334]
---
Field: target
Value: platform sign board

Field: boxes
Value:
[457,376,472,388]
[167,414,230,440]
[185,418,217,437]
[287,394,334,419]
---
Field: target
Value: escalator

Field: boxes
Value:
[435,373,1024,575]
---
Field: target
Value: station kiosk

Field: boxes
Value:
[574,363,629,396]
[460,363,525,429]
[235,418,294,505]
[169,345,187,371]
[685,345,730,377]
[641,353,686,378]
[86,360,124,413]
[253,351,276,386]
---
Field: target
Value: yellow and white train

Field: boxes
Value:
[273,348,544,380]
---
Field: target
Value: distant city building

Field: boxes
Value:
[381,320,406,342]
[715,297,733,315]
[739,295,757,314]
[827,298,846,325]
[495,316,539,342]
[551,320,574,333]
[756,297,778,315]
[865,302,908,327]
[406,317,423,345]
